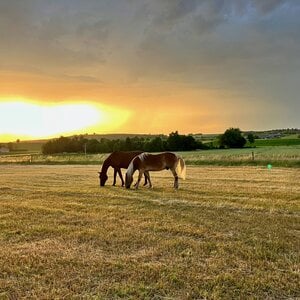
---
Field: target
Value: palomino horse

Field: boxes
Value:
[98,151,149,187]
[125,152,186,189]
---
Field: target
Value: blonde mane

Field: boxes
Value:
[127,158,135,176]
[138,152,148,162]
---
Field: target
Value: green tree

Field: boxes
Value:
[125,137,132,151]
[219,128,246,148]
[86,139,100,153]
[146,137,165,152]
[166,131,200,151]
[247,133,255,145]
[167,131,181,151]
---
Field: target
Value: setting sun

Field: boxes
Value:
[0,100,131,141]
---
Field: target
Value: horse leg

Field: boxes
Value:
[112,168,117,186]
[143,172,148,186]
[171,168,179,189]
[144,171,152,188]
[134,170,143,189]
[117,168,124,186]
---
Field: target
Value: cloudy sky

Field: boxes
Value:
[0,0,299,141]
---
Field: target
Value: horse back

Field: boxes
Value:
[109,151,143,168]
[138,152,178,171]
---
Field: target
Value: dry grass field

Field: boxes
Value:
[0,165,299,299]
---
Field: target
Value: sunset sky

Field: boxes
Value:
[0,0,299,142]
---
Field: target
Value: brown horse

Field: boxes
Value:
[125,152,186,189]
[98,151,149,187]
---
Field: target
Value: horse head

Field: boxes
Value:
[125,157,138,188]
[98,172,108,186]
[125,172,133,189]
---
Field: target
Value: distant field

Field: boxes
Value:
[1,146,299,167]
[0,165,299,298]
[253,138,300,147]
[280,134,299,139]
[7,141,44,153]
[180,146,300,167]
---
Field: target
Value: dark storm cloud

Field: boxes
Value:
[137,0,291,36]
[0,0,296,75]
[252,0,288,14]
[0,0,111,74]
[132,0,299,77]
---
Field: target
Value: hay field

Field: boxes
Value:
[0,165,299,299]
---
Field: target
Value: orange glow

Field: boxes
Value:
[0,98,131,142]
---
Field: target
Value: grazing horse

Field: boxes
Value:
[98,151,149,187]
[125,152,186,189]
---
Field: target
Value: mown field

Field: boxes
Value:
[1,145,300,167]
[0,165,299,299]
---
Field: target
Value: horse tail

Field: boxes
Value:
[176,157,186,180]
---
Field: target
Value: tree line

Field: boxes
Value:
[41,128,256,154]
[42,131,207,154]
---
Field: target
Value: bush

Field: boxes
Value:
[219,128,246,148]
